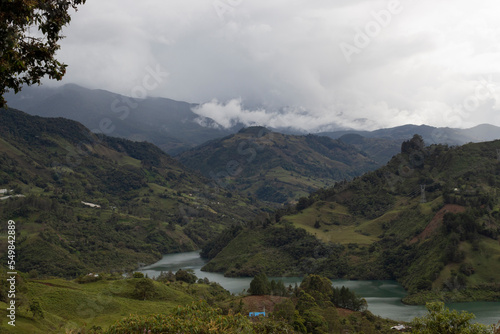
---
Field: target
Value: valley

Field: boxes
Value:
[3,1,500,332]
[1,108,500,333]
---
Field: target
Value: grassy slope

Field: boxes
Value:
[0,277,204,333]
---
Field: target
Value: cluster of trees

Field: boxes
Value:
[401,134,425,156]
[249,274,367,313]
[106,300,292,333]
[103,137,165,168]
[255,184,288,203]
[410,302,496,334]
[248,273,288,297]
[269,274,371,333]
[299,274,367,312]
[155,269,197,284]
[128,270,230,303]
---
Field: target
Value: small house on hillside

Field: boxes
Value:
[81,201,101,208]
[249,311,266,317]
[249,305,266,317]
[390,324,407,331]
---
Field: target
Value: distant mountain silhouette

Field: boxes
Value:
[320,124,500,165]
[4,84,234,155]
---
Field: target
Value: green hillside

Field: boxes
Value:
[202,135,500,303]
[0,269,406,334]
[0,108,261,277]
[179,126,379,204]
[0,270,234,333]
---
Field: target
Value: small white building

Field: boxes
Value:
[391,324,407,331]
[81,201,101,208]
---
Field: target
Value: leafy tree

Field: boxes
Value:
[156,270,175,282]
[272,299,295,323]
[411,302,494,334]
[29,299,44,319]
[0,0,86,107]
[133,278,155,300]
[296,290,318,313]
[332,286,367,312]
[248,273,271,295]
[300,274,333,300]
[401,134,425,155]
[175,269,197,284]
[132,272,144,278]
[273,279,288,297]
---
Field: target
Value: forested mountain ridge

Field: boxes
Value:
[323,123,500,166]
[201,135,500,303]
[179,126,379,204]
[0,108,261,277]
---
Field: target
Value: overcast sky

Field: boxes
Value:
[52,0,500,131]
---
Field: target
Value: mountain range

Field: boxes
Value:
[5,84,500,162]
[4,84,234,155]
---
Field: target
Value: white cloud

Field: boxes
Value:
[50,0,500,131]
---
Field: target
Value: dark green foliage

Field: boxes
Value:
[103,137,167,168]
[331,286,367,311]
[255,185,288,203]
[411,302,493,333]
[29,299,44,319]
[249,273,271,295]
[270,275,386,334]
[300,274,367,312]
[175,269,197,284]
[133,278,155,300]
[401,134,425,155]
[0,0,86,108]
[200,225,243,259]
[272,299,295,322]
[156,271,176,282]
[443,211,482,241]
